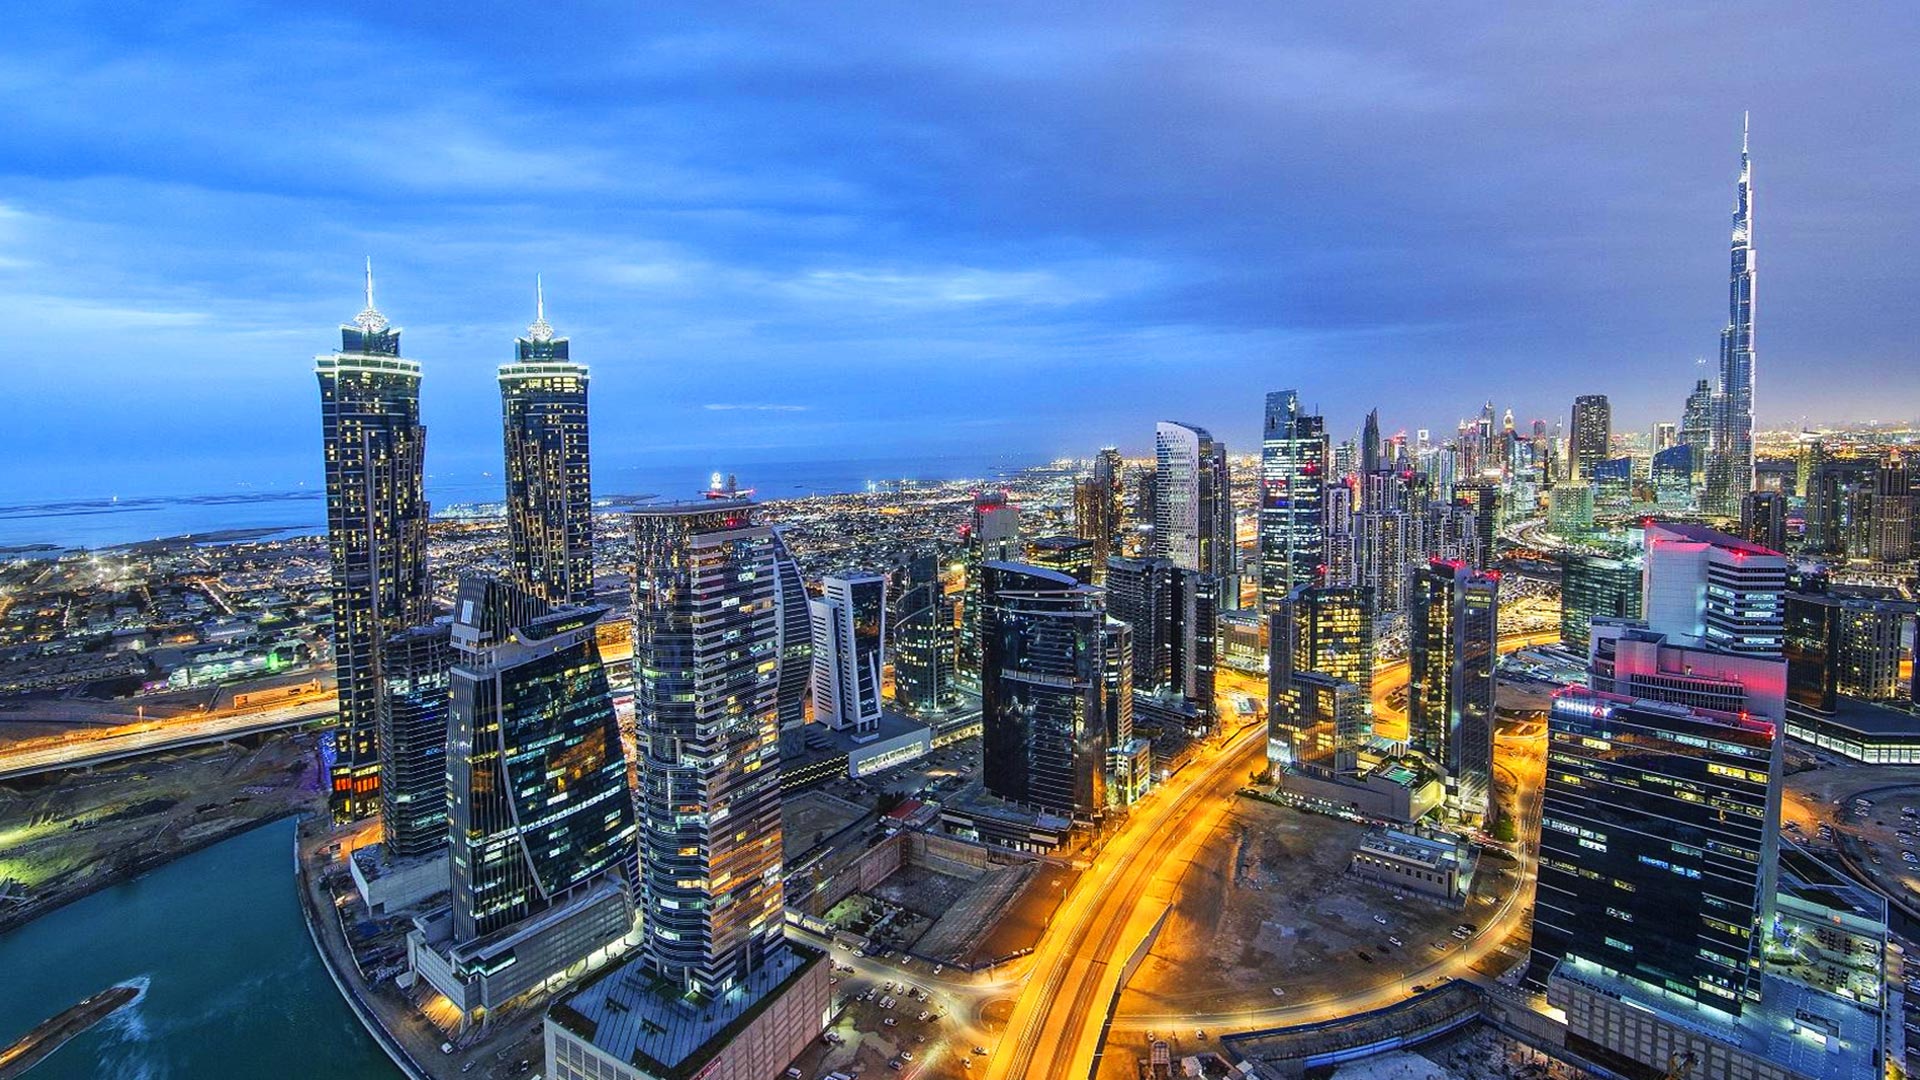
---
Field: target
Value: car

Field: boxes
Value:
[1271,987,1286,997]
[932,965,944,976]
[901,1052,914,1061]
[1372,914,1389,925]
[1388,936,1404,948]
[973,1046,990,1055]
[1195,1031,1206,1040]
[786,1070,803,1079]
[1356,951,1374,963]
[440,1043,455,1056]
[1411,984,1428,993]
[918,1011,932,1021]
[888,1060,903,1071]
[884,1018,898,1027]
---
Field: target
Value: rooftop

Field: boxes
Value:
[1646,521,1783,557]
[550,944,819,1080]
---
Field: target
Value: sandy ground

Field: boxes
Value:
[0,733,322,930]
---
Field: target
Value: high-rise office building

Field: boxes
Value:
[770,527,812,754]
[1451,482,1499,567]
[957,492,1022,689]
[379,622,454,859]
[1642,523,1786,657]
[979,562,1115,817]
[1153,421,1232,580]
[1784,592,1906,711]
[316,263,429,822]
[1266,584,1373,770]
[810,572,887,738]
[1738,490,1787,552]
[500,280,593,608]
[411,577,636,1021]
[1680,376,1714,488]
[1106,555,1173,694]
[1530,688,1780,1015]
[892,568,956,717]
[1559,551,1643,652]
[545,507,826,1080]
[1259,391,1328,610]
[1871,456,1913,564]
[1570,394,1611,483]
[445,578,633,941]
[1704,118,1757,517]
[630,500,787,996]
[1360,409,1382,476]
[1073,447,1126,580]
[1105,555,1215,721]
[1407,561,1498,820]
[1026,535,1099,585]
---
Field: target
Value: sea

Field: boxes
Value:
[0,451,1041,552]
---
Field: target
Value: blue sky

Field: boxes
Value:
[2,3,1916,502]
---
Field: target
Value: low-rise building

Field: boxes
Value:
[1348,828,1474,902]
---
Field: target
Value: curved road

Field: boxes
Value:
[971,629,1556,1079]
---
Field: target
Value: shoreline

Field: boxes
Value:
[292,822,428,1080]
[0,808,306,937]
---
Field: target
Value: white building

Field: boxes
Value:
[1642,522,1786,656]
[810,572,886,739]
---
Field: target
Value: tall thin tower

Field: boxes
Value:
[316,262,429,822]
[501,277,594,606]
[1706,115,1756,516]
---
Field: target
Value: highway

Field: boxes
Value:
[0,695,334,781]
[982,718,1268,1080]
[975,628,1555,1079]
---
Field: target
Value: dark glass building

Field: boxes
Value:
[770,526,813,755]
[1408,561,1498,820]
[630,500,787,997]
[1026,535,1099,585]
[500,281,594,607]
[892,569,956,717]
[446,578,634,943]
[1529,688,1779,1018]
[1258,390,1328,610]
[957,492,1022,689]
[380,621,454,859]
[316,265,429,822]
[980,562,1115,818]
[1559,551,1643,652]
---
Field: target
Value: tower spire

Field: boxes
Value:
[354,257,389,334]
[527,274,555,342]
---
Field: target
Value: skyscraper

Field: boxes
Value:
[770,527,813,753]
[1407,561,1498,821]
[1153,421,1232,580]
[1530,689,1780,1015]
[892,564,956,717]
[445,577,633,940]
[1073,447,1125,579]
[630,500,787,996]
[379,622,453,859]
[413,577,636,1020]
[1739,490,1787,552]
[1559,551,1642,653]
[1360,408,1382,476]
[957,491,1022,689]
[316,262,429,822]
[979,562,1114,818]
[1704,117,1757,517]
[810,572,887,738]
[1679,375,1715,489]
[500,279,594,607]
[1106,555,1174,694]
[1258,390,1328,610]
[1570,394,1611,483]
[1266,584,1373,770]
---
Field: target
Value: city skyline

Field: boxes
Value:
[5,6,1920,506]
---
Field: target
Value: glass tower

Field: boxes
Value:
[1259,390,1328,611]
[1408,561,1499,820]
[446,577,634,942]
[979,562,1114,818]
[315,263,429,822]
[380,621,454,858]
[630,500,787,997]
[1153,421,1232,580]
[501,279,594,607]
[1529,689,1779,1016]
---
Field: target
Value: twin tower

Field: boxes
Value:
[314,263,592,822]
